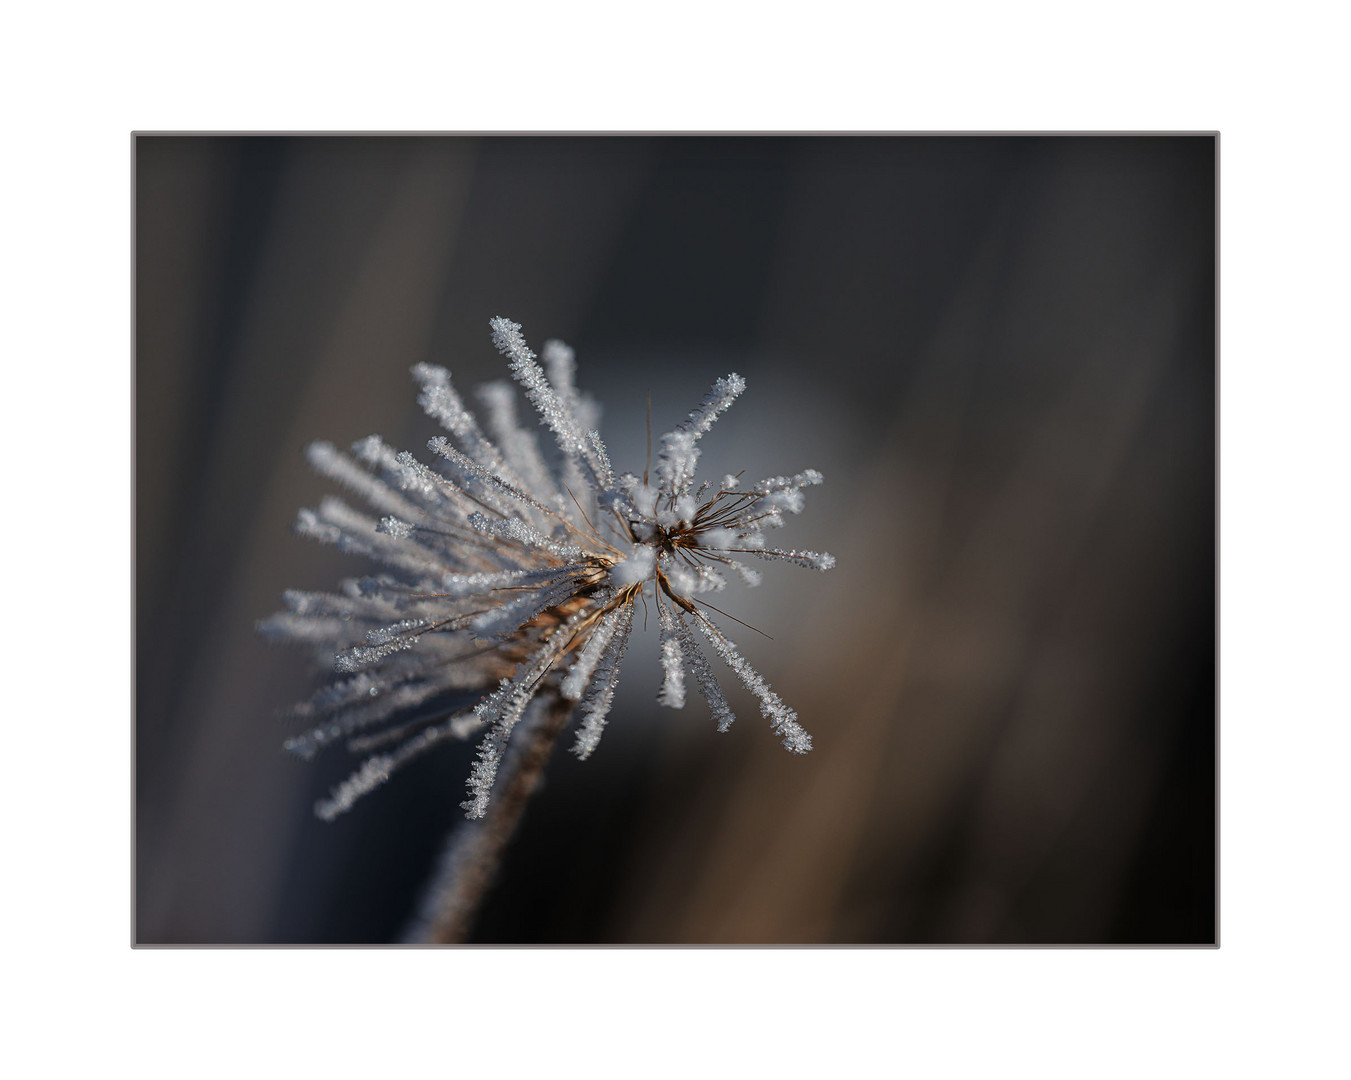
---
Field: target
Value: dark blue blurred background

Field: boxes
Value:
[136,135,1214,943]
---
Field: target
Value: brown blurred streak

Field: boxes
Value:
[135,139,232,639]
[618,159,1203,943]
[139,141,475,941]
[616,198,1011,943]
[928,271,1190,942]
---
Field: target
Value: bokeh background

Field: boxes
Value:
[135,135,1214,944]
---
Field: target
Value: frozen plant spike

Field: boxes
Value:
[264,317,835,822]
[488,316,609,489]
[561,603,627,700]
[475,380,565,510]
[655,595,687,709]
[654,373,746,497]
[570,599,636,760]
[688,611,813,753]
[460,624,576,819]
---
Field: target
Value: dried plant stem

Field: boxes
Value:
[405,694,573,944]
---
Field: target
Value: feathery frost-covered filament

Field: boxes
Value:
[262,316,835,822]
[655,597,687,710]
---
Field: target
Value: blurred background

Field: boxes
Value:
[135,135,1214,945]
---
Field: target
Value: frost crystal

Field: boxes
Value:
[262,317,835,821]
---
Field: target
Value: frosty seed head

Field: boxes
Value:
[262,317,836,821]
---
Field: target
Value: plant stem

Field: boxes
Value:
[404,695,573,944]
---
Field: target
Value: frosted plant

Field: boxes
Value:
[262,317,835,826]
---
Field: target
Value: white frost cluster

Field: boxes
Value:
[262,317,835,821]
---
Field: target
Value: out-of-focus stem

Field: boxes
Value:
[406,695,572,944]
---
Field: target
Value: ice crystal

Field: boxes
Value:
[262,317,836,820]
